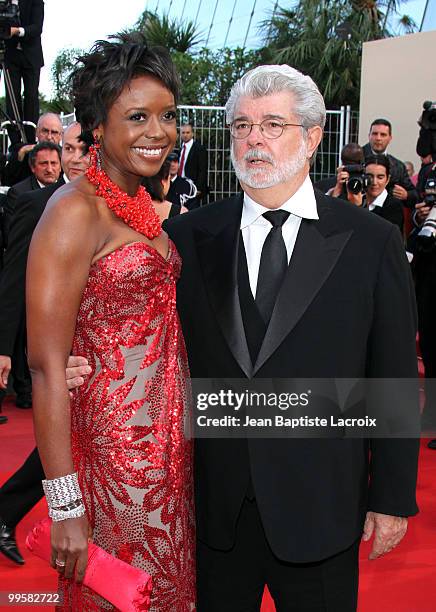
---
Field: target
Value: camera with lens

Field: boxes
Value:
[419,101,436,133]
[0,0,19,40]
[343,164,372,195]
[417,171,436,249]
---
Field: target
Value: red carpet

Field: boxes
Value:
[1,398,435,611]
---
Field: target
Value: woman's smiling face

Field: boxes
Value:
[97,74,177,192]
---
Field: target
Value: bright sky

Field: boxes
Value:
[39,0,148,98]
[1,0,428,101]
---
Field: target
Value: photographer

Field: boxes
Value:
[411,102,436,447]
[317,147,403,231]
[315,143,364,203]
[4,0,44,145]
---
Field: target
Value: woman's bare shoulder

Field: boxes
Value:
[44,177,99,221]
[32,177,104,258]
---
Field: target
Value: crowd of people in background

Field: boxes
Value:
[314,117,436,451]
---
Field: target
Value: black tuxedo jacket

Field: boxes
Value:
[0,179,63,356]
[370,193,404,232]
[182,140,208,195]
[166,189,419,563]
[5,0,44,69]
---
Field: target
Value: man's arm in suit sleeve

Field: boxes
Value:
[0,191,43,356]
[366,225,420,517]
[21,0,44,39]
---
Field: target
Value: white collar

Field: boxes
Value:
[368,189,388,210]
[240,175,318,229]
[370,146,388,156]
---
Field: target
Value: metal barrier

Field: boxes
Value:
[60,106,358,202]
[178,105,357,201]
[0,120,37,158]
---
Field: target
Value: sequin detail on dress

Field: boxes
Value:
[59,241,195,611]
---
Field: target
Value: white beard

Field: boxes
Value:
[231,139,308,189]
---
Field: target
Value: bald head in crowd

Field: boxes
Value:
[61,122,90,181]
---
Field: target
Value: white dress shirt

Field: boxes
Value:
[179,139,194,178]
[368,189,388,211]
[240,175,319,298]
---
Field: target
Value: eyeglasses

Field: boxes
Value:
[230,119,304,140]
[39,128,62,137]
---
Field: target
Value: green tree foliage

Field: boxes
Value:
[50,47,83,113]
[135,10,203,53]
[134,10,259,105]
[173,47,260,106]
[261,0,417,108]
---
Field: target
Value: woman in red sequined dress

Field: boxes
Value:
[26,34,195,611]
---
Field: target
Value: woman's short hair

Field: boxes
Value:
[72,32,180,134]
[225,64,326,130]
[365,155,390,176]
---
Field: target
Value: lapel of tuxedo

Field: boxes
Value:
[194,194,253,378]
[253,194,354,375]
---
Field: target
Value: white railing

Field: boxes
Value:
[1,106,356,199]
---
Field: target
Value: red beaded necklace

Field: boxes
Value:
[85,144,162,239]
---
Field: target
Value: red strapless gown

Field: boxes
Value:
[60,241,195,611]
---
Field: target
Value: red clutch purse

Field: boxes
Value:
[26,518,152,612]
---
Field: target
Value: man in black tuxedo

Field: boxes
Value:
[4,0,44,145]
[178,123,208,208]
[67,66,420,610]
[167,67,419,610]
[0,122,90,564]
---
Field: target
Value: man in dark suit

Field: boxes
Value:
[2,113,63,188]
[67,67,419,610]
[362,119,418,208]
[4,0,44,145]
[0,122,90,564]
[3,140,61,246]
[0,141,61,413]
[178,123,208,208]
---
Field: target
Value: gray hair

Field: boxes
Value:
[36,112,63,129]
[225,65,326,130]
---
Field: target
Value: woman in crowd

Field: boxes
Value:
[365,155,404,232]
[143,159,188,219]
[26,33,195,610]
